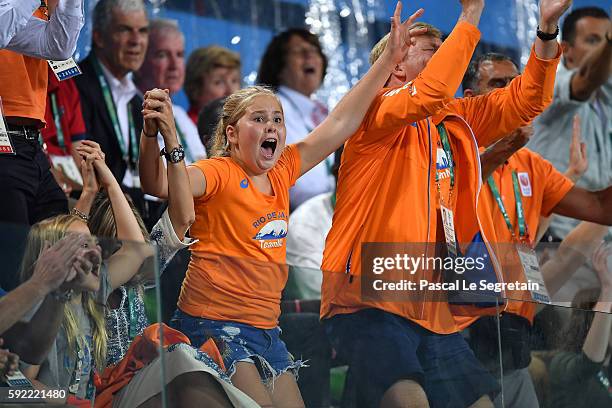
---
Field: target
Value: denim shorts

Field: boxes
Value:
[324,308,500,408]
[170,309,304,384]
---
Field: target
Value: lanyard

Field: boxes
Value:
[174,121,194,163]
[487,170,527,240]
[435,123,455,188]
[50,92,66,150]
[92,56,138,166]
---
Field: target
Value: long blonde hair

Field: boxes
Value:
[19,215,108,369]
[88,191,149,287]
[210,86,283,157]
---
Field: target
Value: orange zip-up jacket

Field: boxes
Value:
[454,148,573,331]
[320,21,562,334]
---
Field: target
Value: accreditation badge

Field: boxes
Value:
[441,205,458,258]
[0,98,15,155]
[48,58,82,81]
[515,243,550,304]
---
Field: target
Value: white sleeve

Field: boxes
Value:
[150,209,197,274]
[4,0,84,60]
[0,0,39,48]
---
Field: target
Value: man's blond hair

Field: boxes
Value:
[369,22,443,66]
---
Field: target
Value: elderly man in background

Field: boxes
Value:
[135,19,206,164]
[74,0,160,228]
[257,28,330,210]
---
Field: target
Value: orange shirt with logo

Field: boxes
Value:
[0,8,48,124]
[178,145,301,329]
[455,148,573,330]
[321,21,562,334]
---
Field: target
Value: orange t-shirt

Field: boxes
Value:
[0,8,48,124]
[178,145,301,329]
[455,147,573,330]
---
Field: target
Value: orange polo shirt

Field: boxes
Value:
[0,8,48,124]
[178,145,301,329]
[321,21,562,334]
[455,148,573,329]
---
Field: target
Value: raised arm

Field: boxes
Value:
[540,222,608,296]
[139,91,207,200]
[582,244,612,363]
[479,126,532,180]
[365,1,483,135]
[296,1,427,175]
[142,89,196,239]
[456,0,570,147]
[569,16,611,101]
[5,0,84,60]
[1,235,88,364]
[75,141,152,290]
[0,0,39,48]
[535,115,587,241]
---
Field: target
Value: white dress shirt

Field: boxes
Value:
[1,0,84,60]
[157,104,206,165]
[99,61,139,188]
[277,85,334,210]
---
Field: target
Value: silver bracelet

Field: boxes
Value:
[70,207,89,222]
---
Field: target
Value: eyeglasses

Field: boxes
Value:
[287,46,321,59]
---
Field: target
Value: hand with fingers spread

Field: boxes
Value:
[566,114,588,182]
[30,234,90,294]
[539,0,572,33]
[142,88,179,147]
[0,339,19,377]
[380,2,426,69]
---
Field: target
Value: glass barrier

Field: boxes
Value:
[2,220,610,407]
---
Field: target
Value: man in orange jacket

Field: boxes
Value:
[458,52,612,408]
[321,0,571,407]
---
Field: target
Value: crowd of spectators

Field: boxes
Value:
[0,0,610,407]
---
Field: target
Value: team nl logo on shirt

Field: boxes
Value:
[436,148,451,180]
[252,215,288,249]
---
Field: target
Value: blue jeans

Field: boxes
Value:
[171,309,304,383]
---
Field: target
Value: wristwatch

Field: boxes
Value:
[536,25,559,41]
[160,145,185,164]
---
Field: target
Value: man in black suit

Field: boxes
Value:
[75,0,160,228]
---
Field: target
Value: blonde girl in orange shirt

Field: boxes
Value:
[139,3,426,406]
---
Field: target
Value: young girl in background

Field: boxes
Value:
[139,3,426,405]
[20,153,151,404]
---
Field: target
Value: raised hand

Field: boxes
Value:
[0,339,19,377]
[75,141,117,190]
[31,234,90,293]
[566,114,588,181]
[380,2,427,69]
[592,243,612,292]
[539,0,572,30]
[142,88,178,146]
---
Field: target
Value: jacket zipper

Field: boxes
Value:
[455,116,505,298]
[420,118,433,319]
